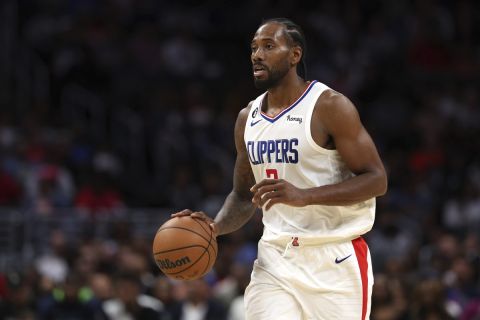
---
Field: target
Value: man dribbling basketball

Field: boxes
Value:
[174,18,387,320]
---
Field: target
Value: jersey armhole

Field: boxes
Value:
[305,85,339,155]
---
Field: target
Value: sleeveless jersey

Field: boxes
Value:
[244,80,375,242]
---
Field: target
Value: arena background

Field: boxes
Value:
[0,0,479,319]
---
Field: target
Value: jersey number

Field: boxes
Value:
[266,168,278,179]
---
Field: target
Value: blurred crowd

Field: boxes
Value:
[0,0,479,319]
[0,217,260,320]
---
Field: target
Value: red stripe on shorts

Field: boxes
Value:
[352,237,368,320]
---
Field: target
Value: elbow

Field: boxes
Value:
[376,170,388,197]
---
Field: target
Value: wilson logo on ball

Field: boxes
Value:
[157,256,191,269]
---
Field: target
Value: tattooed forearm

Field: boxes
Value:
[214,191,256,235]
[215,154,257,235]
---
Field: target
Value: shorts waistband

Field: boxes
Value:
[261,228,360,247]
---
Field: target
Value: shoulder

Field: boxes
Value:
[238,100,254,119]
[314,89,361,133]
[316,89,358,117]
[234,100,255,146]
[235,100,255,128]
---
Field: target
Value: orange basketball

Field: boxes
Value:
[152,216,217,280]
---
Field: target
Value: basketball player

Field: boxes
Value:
[173,18,387,320]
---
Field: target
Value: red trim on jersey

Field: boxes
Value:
[352,237,369,320]
[260,80,317,122]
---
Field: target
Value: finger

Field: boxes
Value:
[252,184,280,205]
[210,223,219,237]
[265,197,282,210]
[190,212,208,220]
[250,179,278,192]
[171,209,193,217]
[259,190,283,207]
[252,190,267,206]
[258,184,279,195]
[252,183,279,201]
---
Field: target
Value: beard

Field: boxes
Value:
[253,61,290,91]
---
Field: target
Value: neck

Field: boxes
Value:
[266,73,308,110]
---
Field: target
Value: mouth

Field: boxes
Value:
[253,64,267,78]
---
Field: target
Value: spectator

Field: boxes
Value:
[152,276,181,319]
[37,273,103,320]
[226,264,252,320]
[34,230,69,284]
[102,272,164,320]
[0,272,35,320]
[370,274,408,320]
[89,273,114,303]
[74,171,124,216]
[409,279,456,320]
[24,163,75,215]
[170,278,227,320]
[444,257,480,312]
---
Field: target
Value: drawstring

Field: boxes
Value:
[282,241,292,257]
[282,237,300,257]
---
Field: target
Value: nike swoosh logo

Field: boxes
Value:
[250,119,262,126]
[335,254,352,264]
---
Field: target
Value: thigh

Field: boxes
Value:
[247,237,373,320]
[301,238,373,320]
[244,264,303,320]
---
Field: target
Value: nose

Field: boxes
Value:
[251,47,264,62]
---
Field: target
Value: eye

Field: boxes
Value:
[266,43,275,50]
[251,46,258,53]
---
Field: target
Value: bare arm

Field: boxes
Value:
[252,91,387,209]
[305,91,387,205]
[214,103,257,235]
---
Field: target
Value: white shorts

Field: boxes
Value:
[244,234,373,320]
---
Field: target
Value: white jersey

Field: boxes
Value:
[244,80,375,242]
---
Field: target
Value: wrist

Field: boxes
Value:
[302,188,314,206]
[212,220,224,236]
[303,187,325,206]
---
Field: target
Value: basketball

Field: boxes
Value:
[152,216,217,280]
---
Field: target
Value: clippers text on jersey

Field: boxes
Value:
[247,139,299,165]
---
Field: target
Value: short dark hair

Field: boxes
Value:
[260,18,307,79]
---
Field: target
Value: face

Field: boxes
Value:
[251,23,299,90]
[116,279,140,304]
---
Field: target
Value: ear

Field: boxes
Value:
[290,46,302,67]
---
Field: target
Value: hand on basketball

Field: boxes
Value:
[250,179,309,210]
[171,209,218,237]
